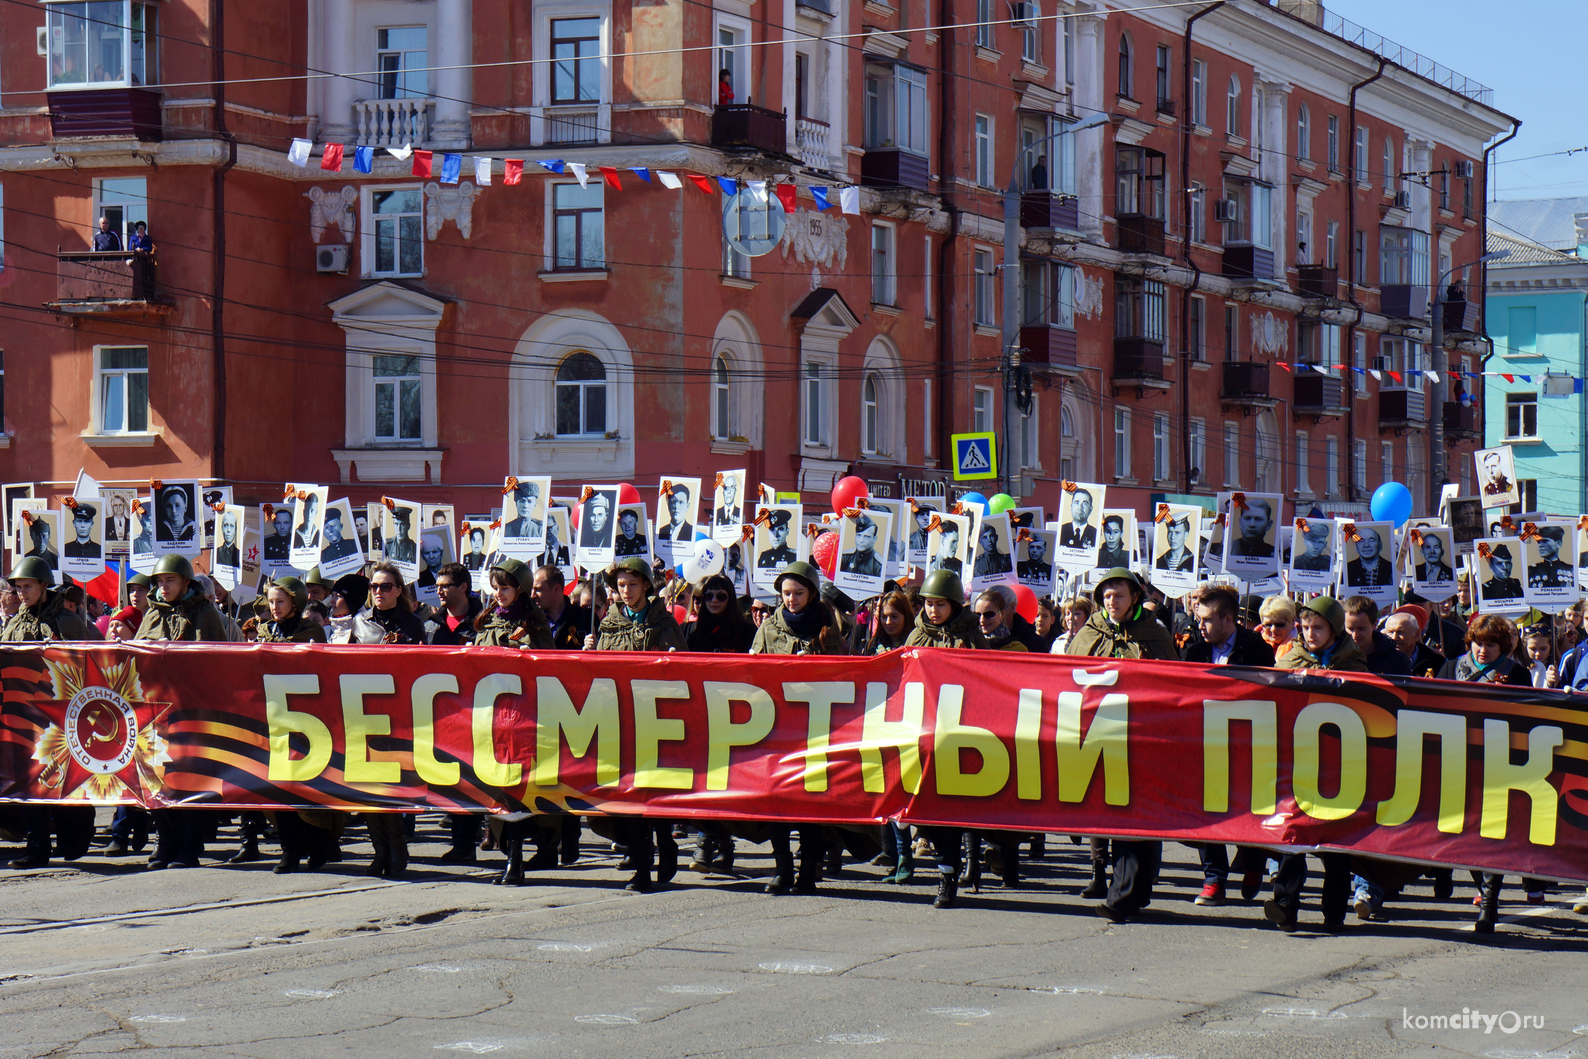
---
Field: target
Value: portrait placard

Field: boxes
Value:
[1150,505,1202,594]
[1408,526,1456,601]
[59,499,105,579]
[1474,537,1527,613]
[211,504,248,589]
[833,507,893,598]
[317,498,365,579]
[656,477,702,557]
[712,469,748,546]
[539,506,575,581]
[969,513,1016,592]
[260,504,298,573]
[231,519,262,604]
[152,480,202,558]
[575,486,620,567]
[380,498,422,583]
[18,509,61,584]
[99,488,137,557]
[500,476,550,555]
[1053,483,1107,572]
[1523,521,1575,607]
[1014,528,1057,596]
[1474,445,1520,510]
[1288,517,1337,589]
[287,484,329,570]
[926,513,972,579]
[414,524,455,607]
[1095,509,1134,570]
[201,486,233,550]
[752,505,804,587]
[904,497,940,565]
[128,498,155,574]
[1222,493,1284,578]
[865,498,909,579]
[613,503,651,562]
[2,483,33,551]
[364,502,387,562]
[1339,520,1397,608]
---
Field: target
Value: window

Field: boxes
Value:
[1353,439,1367,491]
[552,182,604,270]
[717,23,749,104]
[1325,220,1338,270]
[976,0,995,49]
[871,223,896,305]
[1327,114,1340,171]
[1353,125,1369,183]
[1255,418,1277,491]
[1379,226,1429,287]
[373,354,422,442]
[923,377,933,457]
[1021,259,1074,328]
[368,187,423,277]
[864,64,929,155]
[1189,418,1205,485]
[1463,174,1474,219]
[1051,117,1079,195]
[1509,306,1538,354]
[96,346,149,434]
[1383,137,1396,191]
[1114,407,1131,478]
[1190,60,1206,125]
[1296,103,1310,160]
[1381,439,1394,484]
[1062,12,1074,85]
[1223,421,1240,486]
[1115,277,1165,342]
[550,18,602,104]
[973,386,994,433]
[862,374,881,454]
[1297,320,1340,365]
[94,177,147,249]
[1296,209,1312,263]
[713,356,732,439]
[1353,229,1366,283]
[1226,74,1240,135]
[1188,296,1205,361]
[924,237,934,318]
[1247,183,1273,249]
[1020,395,1039,470]
[1059,404,1075,481]
[1015,1,1038,63]
[1296,431,1310,495]
[1115,146,1165,217]
[1224,304,1237,361]
[723,230,750,278]
[1155,44,1171,108]
[1325,436,1338,498]
[973,248,996,326]
[46,1,157,90]
[1518,479,1538,511]
[0,352,5,427]
[1153,413,1169,481]
[1188,183,1205,244]
[1506,392,1538,439]
[1117,32,1133,98]
[1353,330,1368,395]
[555,352,607,436]
[804,360,825,445]
[377,27,428,99]
[975,114,994,186]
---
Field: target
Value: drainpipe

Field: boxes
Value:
[1344,57,1386,504]
[935,0,957,470]
[1179,2,1224,493]
[211,0,236,482]
[1478,119,1521,457]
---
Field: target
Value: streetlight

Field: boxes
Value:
[1428,248,1509,510]
[1000,110,1111,496]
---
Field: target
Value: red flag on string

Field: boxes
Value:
[504,158,524,185]
[1500,373,1514,383]
[688,174,716,194]
[412,150,433,178]
[1276,362,1292,371]
[774,183,797,214]
[320,143,344,171]
[599,166,622,190]
[1388,370,1402,383]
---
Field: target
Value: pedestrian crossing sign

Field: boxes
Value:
[951,432,997,481]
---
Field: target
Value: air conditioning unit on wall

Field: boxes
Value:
[316,244,349,273]
[1214,198,1239,222]
[1453,160,1474,179]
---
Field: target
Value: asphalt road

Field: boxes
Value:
[3,815,1586,1058]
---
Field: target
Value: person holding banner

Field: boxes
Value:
[254,576,328,644]
[349,562,427,645]
[1435,613,1531,686]
[532,565,591,652]
[686,573,755,653]
[473,558,553,649]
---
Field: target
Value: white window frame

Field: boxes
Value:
[1153,412,1169,482]
[923,377,933,457]
[712,353,733,441]
[1382,137,1395,191]
[1505,391,1539,440]
[1297,209,1312,264]
[1295,431,1310,495]
[1381,439,1394,484]
[1189,418,1205,486]
[1326,219,1339,270]
[1354,438,1367,492]
[862,373,881,456]
[1327,114,1340,171]
[1325,435,1338,498]
[1296,103,1310,160]
[45,0,158,92]
[532,2,612,146]
[372,352,425,443]
[1190,59,1206,126]
[803,357,832,447]
[508,309,636,479]
[973,386,995,433]
[1016,0,1039,64]
[871,221,897,306]
[92,344,150,436]
[1354,125,1370,184]
[975,113,994,186]
[973,246,996,326]
[1188,183,1205,244]
[1223,421,1240,486]
[1226,74,1240,135]
[1062,8,1074,85]
[1114,407,1132,479]
[976,0,995,49]
[924,236,934,319]
[546,180,606,273]
[1353,330,1368,395]
[93,176,147,250]
[360,184,425,279]
[375,25,429,100]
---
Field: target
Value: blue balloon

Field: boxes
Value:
[959,491,990,515]
[1369,481,1414,528]
[695,528,712,541]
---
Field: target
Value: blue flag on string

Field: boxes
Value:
[1577,378,1585,395]
[630,167,651,183]
[718,176,738,194]
[542,159,566,174]
[440,153,462,184]
[811,186,831,211]
[353,145,374,174]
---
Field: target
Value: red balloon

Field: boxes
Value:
[811,530,840,579]
[830,475,870,514]
[672,604,691,625]
[1012,583,1039,624]
[617,482,642,505]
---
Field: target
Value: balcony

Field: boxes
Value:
[1220,361,1278,412]
[354,98,434,148]
[1443,297,1480,333]
[49,87,163,141]
[1378,387,1427,432]
[544,106,599,145]
[1291,373,1348,419]
[1111,337,1171,393]
[1297,264,1338,298]
[48,251,172,316]
[795,116,833,169]
[1021,191,1080,232]
[1223,244,1276,281]
[1444,400,1481,439]
[1380,284,1430,320]
[1116,214,1166,255]
[861,147,930,192]
[712,103,787,155]
[1020,325,1077,368]
[1156,98,1177,118]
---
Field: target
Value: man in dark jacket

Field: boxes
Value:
[424,563,481,646]
[1342,595,1411,676]
[533,563,591,651]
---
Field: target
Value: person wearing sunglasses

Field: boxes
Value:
[1256,595,1297,656]
[350,561,426,644]
[685,574,753,653]
[423,563,483,646]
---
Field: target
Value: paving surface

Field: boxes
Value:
[3,816,1586,1058]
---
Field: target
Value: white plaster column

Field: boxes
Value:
[320,0,361,143]
[1074,11,1105,237]
[432,0,473,148]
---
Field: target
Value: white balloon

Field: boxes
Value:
[681,540,726,582]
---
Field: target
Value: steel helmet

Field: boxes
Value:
[918,568,965,603]
[773,561,821,597]
[271,575,308,614]
[7,556,53,584]
[492,556,535,593]
[152,554,195,580]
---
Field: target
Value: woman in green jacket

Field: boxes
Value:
[474,558,554,649]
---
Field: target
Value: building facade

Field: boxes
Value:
[0,0,1515,529]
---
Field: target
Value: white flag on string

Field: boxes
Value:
[569,162,590,188]
[287,138,312,167]
[839,186,860,215]
[657,171,683,189]
[475,157,492,185]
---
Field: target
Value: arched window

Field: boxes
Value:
[1383,137,1396,191]
[862,374,880,454]
[713,355,732,440]
[555,352,607,436]
[1117,33,1133,99]
[1296,102,1310,160]
[1226,74,1240,135]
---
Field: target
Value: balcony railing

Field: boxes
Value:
[1223,244,1275,281]
[51,251,169,315]
[1220,361,1272,405]
[1443,297,1480,333]
[544,106,600,145]
[1444,400,1481,438]
[1020,325,1077,367]
[1379,387,1428,428]
[861,146,930,192]
[1112,337,1166,380]
[1021,191,1080,231]
[1292,374,1347,417]
[1297,264,1338,297]
[1116,214,1166,255]
[354,98,434,148]
[712,103,787,155]
[49,87,163,141]
[1380,284,1430,320]
[795,116,832,169]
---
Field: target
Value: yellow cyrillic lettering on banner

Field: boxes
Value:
[781,681,856,793]
[472,673,523,788]
[703,682,776,791]
[1374,710,1466,832]
[1481,719,1564,845]
[533,676,620,787]
[934,684,1011,797]
[264,674,331,783]
[632,679,694,789]
[1292,702,1368,821]
[1015,688,1043,801]
[410,673,461,787]
[340,674,400,785]
[1055,690,1129,805]
[859,681,924,794]
[1202,700,1278,814]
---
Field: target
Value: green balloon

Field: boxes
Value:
[987,493,1017,514]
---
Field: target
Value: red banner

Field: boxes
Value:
[2,645,1585,882]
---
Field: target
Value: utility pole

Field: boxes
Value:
[1429,249,1509,512]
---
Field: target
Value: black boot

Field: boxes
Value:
[1474,873,1502,934]
[9,810,51,870]
[364,816,390,878]
[273,813,302,874]
[655,827,678,885]
[525,830,559,872]
[825,843,843,879]
[442,814,479,864]
[560,817,581,866]
[1028,834,1045,860]
[385,823,409,879]
[498,831,525,886]
[960,833,982,893]
[765,831,794,895]
[793,829,824,895]
[935,874,958,909]
[623,819,653,892]
[229,813,263,864]
[1000,843,1021,889]
[715,836,735,874]
[1081,859,1109,899]
[146,809,175,870]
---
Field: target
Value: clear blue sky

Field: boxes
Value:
[1322,1,1584,201]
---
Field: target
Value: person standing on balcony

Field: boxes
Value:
[718,68,734,105]
[92,216,122,251]
[1030,155,1048,190]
